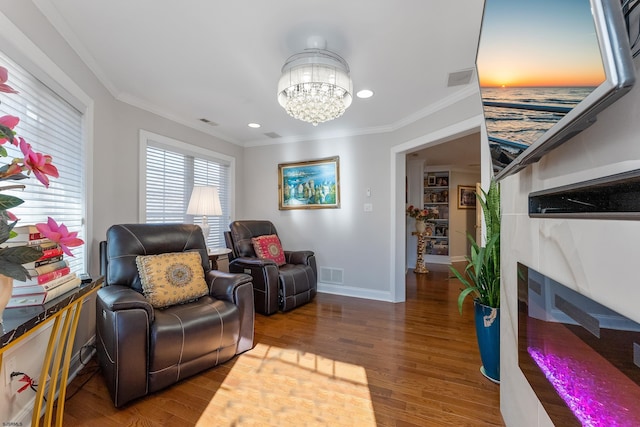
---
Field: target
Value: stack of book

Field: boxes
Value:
[7,225,81,308]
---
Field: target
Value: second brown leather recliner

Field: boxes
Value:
[226,220,317,315]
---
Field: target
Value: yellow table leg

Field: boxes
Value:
[31,295,89,426]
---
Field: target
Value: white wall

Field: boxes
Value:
[243,133,394,300]
[500,62,640,425]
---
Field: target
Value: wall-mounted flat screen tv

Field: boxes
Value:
[477,0,636,180]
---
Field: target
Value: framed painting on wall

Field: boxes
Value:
[458,185,477,209]
[278,156,340,210]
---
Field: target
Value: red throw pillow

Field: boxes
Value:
[251,234,286,266]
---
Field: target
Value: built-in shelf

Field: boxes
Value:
[423,170,449,257]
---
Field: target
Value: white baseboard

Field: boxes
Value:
[317,282,394,302]
[68,335,97,381]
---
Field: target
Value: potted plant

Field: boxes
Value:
[449,179,500,383]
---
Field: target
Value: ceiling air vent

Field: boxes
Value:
[199,118,219,126]
[447,69,474,87]
[264,132,281,139]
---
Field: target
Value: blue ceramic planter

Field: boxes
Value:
[474,300,500,383]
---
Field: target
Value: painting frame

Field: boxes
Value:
[278,156,340,210]
[458,185,477,209]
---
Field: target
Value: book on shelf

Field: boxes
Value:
[7,276,82,307]
[13,266,71,287]
[25,259,68,277]
[10,225,44,242]
[22,253,64,270]
[2,237,52,247]
[11,273,77,295]
[35,243,63,259]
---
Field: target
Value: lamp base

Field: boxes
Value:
[199,217,210,244]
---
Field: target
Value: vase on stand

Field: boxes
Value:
[415,220,426,234]
[0,274,13,324]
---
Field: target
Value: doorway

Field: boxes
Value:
[390,114,488,303]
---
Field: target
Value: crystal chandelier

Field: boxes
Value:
[277,38,353,126]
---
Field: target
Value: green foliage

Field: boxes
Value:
[0,246,43,281]
[449,179,500,313]
[0,193,24,211]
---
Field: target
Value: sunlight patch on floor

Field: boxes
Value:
[196,343,376,426]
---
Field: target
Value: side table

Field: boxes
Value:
[411,231,429,274]
[0,277,103,426]
[208,247,232,270]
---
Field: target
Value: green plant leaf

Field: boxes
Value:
[450,178,501,314]
[0,218,16,245]
[0,124,14,146]
[457,286,479,314]
[0,194,24,210]
[0,259,32,281]
[0,245,43,264]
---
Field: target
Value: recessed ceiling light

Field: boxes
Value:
[356,89,374,99]
[248,123,261,128]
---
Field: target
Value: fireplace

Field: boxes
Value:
[518,263,640,426]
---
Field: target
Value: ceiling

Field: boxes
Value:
[34,0,484,148]
[411,131,481,169]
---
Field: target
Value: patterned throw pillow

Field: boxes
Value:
[251,234,286,266]
[135,251,208,308]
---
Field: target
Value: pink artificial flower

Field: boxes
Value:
[36,217,84,257]
[6,211,17,221]
[0,67,18,94]
[18,137,59,187]
[0,115,19,145]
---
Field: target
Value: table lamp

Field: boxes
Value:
[186,186,222,242]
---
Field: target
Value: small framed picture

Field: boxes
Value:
[427,175,436,186]
[458,185,477,209]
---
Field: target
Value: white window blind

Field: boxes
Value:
[0,51,85,273]
[144,140,230,249]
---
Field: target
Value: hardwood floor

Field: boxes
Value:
[60,268,504,426]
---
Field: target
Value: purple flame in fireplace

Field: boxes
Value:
[528,347,632,426]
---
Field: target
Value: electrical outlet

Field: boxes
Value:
[4,356,16,386]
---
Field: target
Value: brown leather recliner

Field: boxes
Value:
[226,220,317,315]
[96,223,254,407]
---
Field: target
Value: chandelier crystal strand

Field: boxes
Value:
[285,83,347,126]
[277,45,353,126]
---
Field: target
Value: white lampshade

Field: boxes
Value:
[187,186,222,216]
[186,186,222,241]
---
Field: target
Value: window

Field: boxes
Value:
[0,51,86,273]
[140,131,233,249]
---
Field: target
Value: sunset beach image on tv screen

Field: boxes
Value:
[477,0,605,167]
